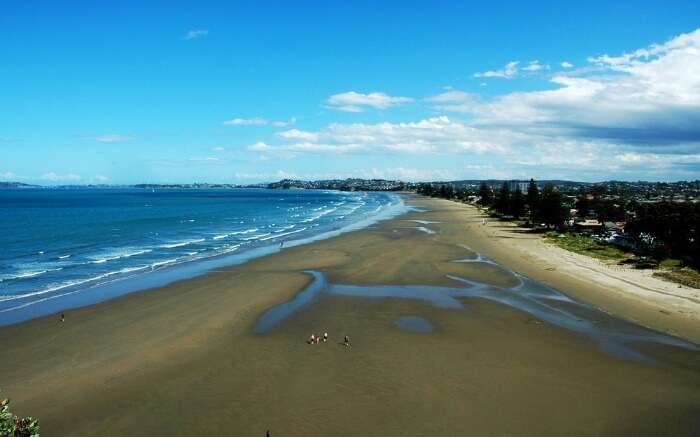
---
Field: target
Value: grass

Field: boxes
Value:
[653,268,700,289]
[545,232,700,289]
[544,232,630,263]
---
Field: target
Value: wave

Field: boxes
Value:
[232,228,258,235]
[0,191,406,324]
[0,268,63,283]
[260,227,307,241]
[216,244,241,255]
[0,265,151,303]
[150,259,180,269]
[241,233,271,241]
[159,239,205,248]
[301,207,338,223]
[89,248,152,264]
[213,228,258,240]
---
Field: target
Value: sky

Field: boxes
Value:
[2,1,700,185]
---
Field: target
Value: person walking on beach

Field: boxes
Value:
[344,335,350,347]
[60,313,65,323]
[323,332,328,342]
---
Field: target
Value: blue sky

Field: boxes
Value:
[2,1,700,184]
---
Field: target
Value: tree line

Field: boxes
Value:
[418,179,567,228]
[416,180,699,267]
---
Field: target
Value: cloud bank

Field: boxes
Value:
[249,29,700,179]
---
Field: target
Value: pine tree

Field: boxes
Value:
[495,181,511,214]
[526,178,540,223]
[539,184,565,229]
[510,186,525,219]
[477,182,493,206]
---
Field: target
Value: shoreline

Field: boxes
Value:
[0,191,408,327]
[451,200,700,343]
[1,194,698,436]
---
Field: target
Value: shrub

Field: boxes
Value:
[0,394,40,437]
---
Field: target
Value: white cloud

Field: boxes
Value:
[276,129,320,142]
[245,29,700,179]
[561,61,574,68]
[212,146,225,152]
[272,117,297,127]
[184,29,208,40]
[0,171,19,180]
[326,91,413,112]
[248,141,273,152]
[424,90,477,113]
[468,29,700,143]
[223,117,268,126]
[474,61,519,79]
[189,157,221,163]
[424,90,472,103]
[250,116,512,156]
[521,60,549,72]
[41,172,82,182]
[94,134,133,143]
[223,117,295,127]
[474,60,549,78]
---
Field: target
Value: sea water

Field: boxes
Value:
[0,188,404,325]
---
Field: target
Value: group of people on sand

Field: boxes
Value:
[307,332,351,346]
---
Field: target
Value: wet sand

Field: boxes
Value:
[1,195,699,436]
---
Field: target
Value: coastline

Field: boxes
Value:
[1,194,698,436]
[453,200,700,342]
[0,190,408,327]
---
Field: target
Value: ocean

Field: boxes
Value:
[0,188,404,325]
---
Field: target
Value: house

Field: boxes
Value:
[573,219,603,233]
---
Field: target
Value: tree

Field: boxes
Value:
[539,184,566,229]
[477,182,493,207]
[526,179,540,223]
[1,394,40,437]
[574,195,592,218]
[626,201,700,266]
[595,200,625,224]
[495,182,511,214]
[510,186,525,219]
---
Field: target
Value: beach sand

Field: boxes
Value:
[1,195,699,436]
[458,200,700,343]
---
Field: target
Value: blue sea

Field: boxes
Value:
[0,188,404,325]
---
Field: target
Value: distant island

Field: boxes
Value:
[0,181,39,189]
[0,178,698,200]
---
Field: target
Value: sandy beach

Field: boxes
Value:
[1,195,699,436]
[458,200,700,343]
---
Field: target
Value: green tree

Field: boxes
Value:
[0,394,40,437]
[495,181,511,214]
[539,184,566,229]
[626,202,700,266]
[477,182,493,207]
[574,195,592,218]
[510,186,525,219]
[526,179,540,223]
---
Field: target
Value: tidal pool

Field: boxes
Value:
[253,253,698,364]
[395,315,434,333]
